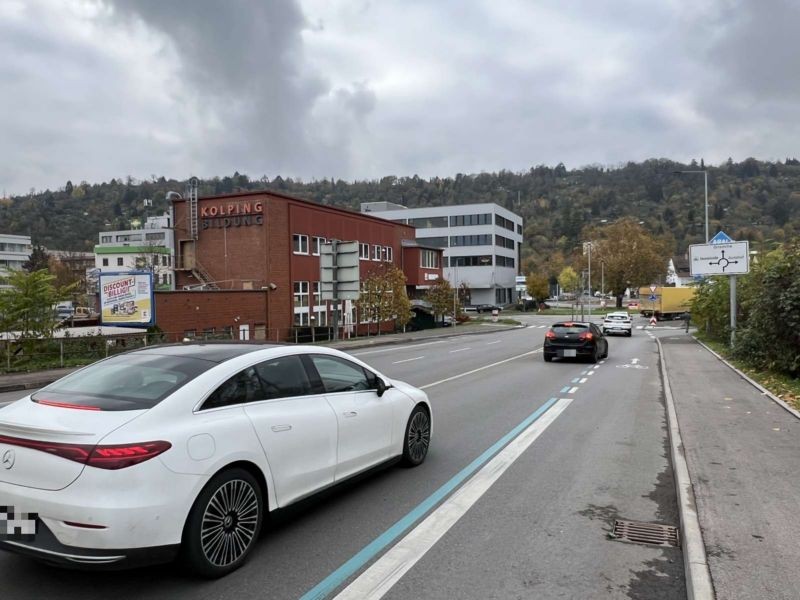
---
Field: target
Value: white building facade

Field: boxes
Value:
[94,214,175,291]
[0,233,32,288]
[362,202,523,305]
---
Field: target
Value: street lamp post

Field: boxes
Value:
[673,170,709,242]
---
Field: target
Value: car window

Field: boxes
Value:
[32,354,209,411]
[202,366,264,410]
[254,355,313,400]
[310,355,371,393]
[591,324,603,336]
[552,323,589,334]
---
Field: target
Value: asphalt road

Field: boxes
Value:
[0,319,685,599]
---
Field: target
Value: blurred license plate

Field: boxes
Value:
[562,349,576,357]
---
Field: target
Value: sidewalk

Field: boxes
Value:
[661,335,800,600]
[0,322,522,393]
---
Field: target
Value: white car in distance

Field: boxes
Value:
[602,312,633,337]
[0,344,432,577]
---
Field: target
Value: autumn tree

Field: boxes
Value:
[583,218,671,308]
[386,265,412,330]
[526,273,549,304]
[356,265,412,335]
[557,266,580,296]
[425,278,457,325]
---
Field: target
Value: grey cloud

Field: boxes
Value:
[705,0,800,99]
[106,0,345,177]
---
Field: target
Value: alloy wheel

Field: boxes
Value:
[406,410,431,464]
[200,479,260,567]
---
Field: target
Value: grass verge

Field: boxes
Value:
[696,334,800,411]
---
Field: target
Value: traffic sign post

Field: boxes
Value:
[689,231,747,345]
[320,241,360,341]
[688,241,749,276]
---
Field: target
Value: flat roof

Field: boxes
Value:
[171,189,416,229]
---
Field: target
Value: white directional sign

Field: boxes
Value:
[689,241,750,276]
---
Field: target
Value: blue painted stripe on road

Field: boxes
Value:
[560,386,571,393]
[299,396,561,600]
[571,378,580,383]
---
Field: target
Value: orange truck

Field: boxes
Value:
[637,286,695,320]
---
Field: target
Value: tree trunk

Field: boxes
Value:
[616,294,623,308]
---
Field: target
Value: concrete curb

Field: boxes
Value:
[694,338,800,422]
[655,337,715,600]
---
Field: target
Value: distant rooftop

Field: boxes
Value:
[361,201,407,213]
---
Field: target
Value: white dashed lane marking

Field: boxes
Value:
[392,356,425,364]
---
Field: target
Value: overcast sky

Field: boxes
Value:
[1,0,798,194]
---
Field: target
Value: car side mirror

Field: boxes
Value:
[375,377,388,397]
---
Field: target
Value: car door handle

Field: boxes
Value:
[342,411,358,418]
[271,425,292,432]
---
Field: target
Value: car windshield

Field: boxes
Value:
[605,315,630,321]
[31,353,212,411]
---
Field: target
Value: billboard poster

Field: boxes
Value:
[99,271,155,326]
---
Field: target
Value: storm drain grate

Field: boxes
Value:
[612,520,680,548]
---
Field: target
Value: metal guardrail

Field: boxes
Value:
[0,326,384,372]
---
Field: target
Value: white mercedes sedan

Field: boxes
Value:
[0,343,432,577]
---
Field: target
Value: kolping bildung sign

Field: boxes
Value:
[99,271,155,326]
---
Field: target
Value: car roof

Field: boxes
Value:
[126,342,286,363]
[552,321,591,327]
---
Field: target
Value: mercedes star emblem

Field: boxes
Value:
[1,449,15,470]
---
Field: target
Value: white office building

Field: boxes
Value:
[94,214,175,291]
[361,202,523,305]
[0,233,32,288]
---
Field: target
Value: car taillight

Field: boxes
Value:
[579,332,594,341]
[545,330,556,340]
[87,441,172,470]
[0,434,170,470]
[33,399,102,411]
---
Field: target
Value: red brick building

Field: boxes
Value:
[161,190,442,340]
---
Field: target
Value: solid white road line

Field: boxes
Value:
[392,356,425,364]
[449,347,471,353]
[486,340,501,345]
[351,340,447,356]
[419,348,542,390]
[333,398,573,600]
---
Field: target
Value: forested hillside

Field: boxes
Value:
[2,157,798,275]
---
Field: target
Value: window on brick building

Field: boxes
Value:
[312,236,325,255]
[293,234,309,254]
[102,258,109,266]
[372,245,381,261]
[359,243,370,260]
[293,281,309,326]
[385,246,393,262]
[312,282,328,326]
[117,257,124,266]
[421,250,439,269]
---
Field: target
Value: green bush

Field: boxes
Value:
[690,276,731,343]
[732,242,800,376]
